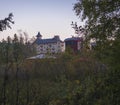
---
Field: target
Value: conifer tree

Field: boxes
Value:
[0,13,14,31]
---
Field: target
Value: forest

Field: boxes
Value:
[0,34,119,105]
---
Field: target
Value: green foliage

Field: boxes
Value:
[0,38,114,105]
[0,34,36,64]
[0,49,109,105]
[74,0,120,56]
[74,0,120,105]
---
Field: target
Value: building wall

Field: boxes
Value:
[65,40,82,52]
[64,37,83,52]
[35,41,65,54]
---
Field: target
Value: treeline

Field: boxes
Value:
[0,34,35,61]
[0,43,119,105]
[0,34,36,105]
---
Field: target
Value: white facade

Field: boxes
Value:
[35,41,65,54]
[33,32,65,54]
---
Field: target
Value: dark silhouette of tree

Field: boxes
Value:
[0,13,14,31]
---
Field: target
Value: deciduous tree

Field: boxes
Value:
[74,0,120,104]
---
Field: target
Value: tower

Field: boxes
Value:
[36,32,42,39]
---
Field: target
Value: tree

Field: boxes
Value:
[74,0,119,46]
[74,0,120,61]
[0,13,14,31]
[73,0,120,104]
[0,36,13,105]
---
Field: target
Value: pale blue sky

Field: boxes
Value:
[0,0,83,40]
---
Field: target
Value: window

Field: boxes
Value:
[49,44,52,47]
